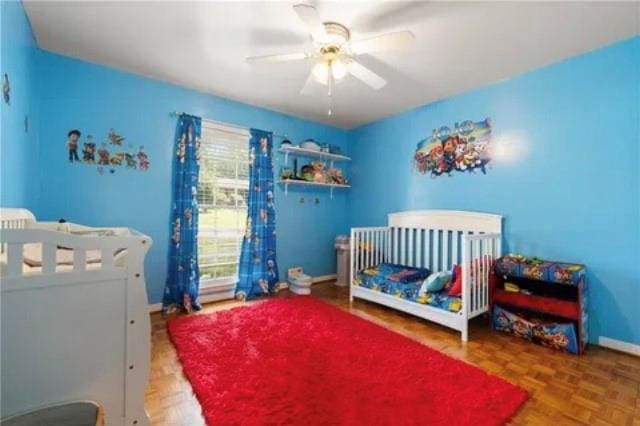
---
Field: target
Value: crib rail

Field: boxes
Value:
[462,233,501,319]
[0,208,36,254]
[350,227,390,288]
[0,227,148,281]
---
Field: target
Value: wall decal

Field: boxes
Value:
[67,130,150,172]
[82,135,96,163]
[414,118,492,178]
[137,146,150,170]
[108,128,125,146]
[67,129,82,163]
[97,144,110,165]
[2,73,10,105]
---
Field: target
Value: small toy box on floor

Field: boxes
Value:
[288,267,312,295]
[490,254,587,354]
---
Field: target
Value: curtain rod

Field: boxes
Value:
[170,111,288,140]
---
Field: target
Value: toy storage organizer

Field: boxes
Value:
[490,256,587,354]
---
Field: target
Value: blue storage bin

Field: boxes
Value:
[549,262,585,285]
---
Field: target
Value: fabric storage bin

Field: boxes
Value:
[520,261,554,281]
[549,262,585,285]
[532,323,579,354]
[494,256,524,277]
[492,304,579,354]
[492,305,535,341]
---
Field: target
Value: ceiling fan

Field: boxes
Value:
[246,3,415,115]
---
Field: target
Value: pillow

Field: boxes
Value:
[448,264,463,296]
[425,271,452,292]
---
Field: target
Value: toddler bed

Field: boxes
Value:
[0,208,152,426]
[351,210,502,341]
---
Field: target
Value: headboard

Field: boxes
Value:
[388,210,502,234]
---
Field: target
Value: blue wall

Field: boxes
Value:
[348,36,640,345]
[0,0,40,208]
[34,50,349,304]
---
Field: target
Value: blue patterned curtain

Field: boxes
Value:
[236,129,279,299]
[162,114,202,314]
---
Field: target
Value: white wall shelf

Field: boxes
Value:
[277,179,350,199]
[279,146,350,167]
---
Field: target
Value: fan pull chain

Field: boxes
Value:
[327,61,334,116]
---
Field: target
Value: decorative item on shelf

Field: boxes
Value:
[311,161,326,183]
[300,139,321,151]
[280,166,294,180]
[327,168,347,185]
[300,164,314,181]
[280,138,292,148]
[328,144,342,155]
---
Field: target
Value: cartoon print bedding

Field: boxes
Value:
[353,263,462,313]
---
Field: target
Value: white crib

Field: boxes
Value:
[350,210,502,341]
[0,208,152,426]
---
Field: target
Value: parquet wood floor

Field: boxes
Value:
[145,282,640,425]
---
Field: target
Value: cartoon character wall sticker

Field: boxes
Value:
[82,135,96,162]
[65,128,150,173]
[414,118,492,178]
[2,74,10,105]
[67,129,81,162]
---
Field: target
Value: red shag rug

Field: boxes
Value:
[168,297,528,425]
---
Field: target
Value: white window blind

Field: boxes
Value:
[198,121,250,287]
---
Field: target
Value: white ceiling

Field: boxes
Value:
[24,1,639,129]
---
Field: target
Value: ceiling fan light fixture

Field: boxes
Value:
[312,61,329,84]
[331,59,347,80]
[312,59,348,84]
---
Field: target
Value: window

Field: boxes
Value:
[197,121,249,288]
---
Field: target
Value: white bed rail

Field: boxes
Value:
[462,233,501,320]
[0,208,35,254]
[1,227,141,279]
[350,227,390,291]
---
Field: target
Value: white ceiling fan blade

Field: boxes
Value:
[347,60,387,90]
[300,70,318,95]
[349,31,415,55]
[293,3,328,43]
[246,52,314,63]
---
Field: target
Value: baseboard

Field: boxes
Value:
[312,273,337,283]
[148,289,236,313]
[598,336,640,357]
[149,275,338,312]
